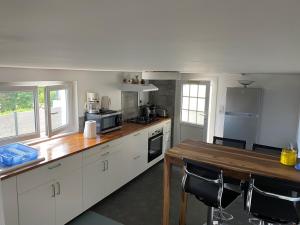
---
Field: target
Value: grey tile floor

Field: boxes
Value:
[92,161,252,225]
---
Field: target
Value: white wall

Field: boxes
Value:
[0,67,125,117]
[215,74,300,148]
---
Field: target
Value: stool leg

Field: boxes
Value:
[207,207,214,225]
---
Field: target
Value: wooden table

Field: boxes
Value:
[162,140,300,225]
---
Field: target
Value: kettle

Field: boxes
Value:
[101,96,111,110]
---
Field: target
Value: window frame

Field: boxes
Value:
[0,85,40,144]
[0,81,77,145]
[180,81,210,127]
[45,84,72,137]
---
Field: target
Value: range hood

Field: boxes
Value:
[120,83,158,92]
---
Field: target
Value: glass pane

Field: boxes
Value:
[197,98,205,111]
[189,98,197,111]
[50,89,67,130]
[182,84,190,96]
[188,111,197,123]
[197,112,205,125]
[0,90,35,139]
[190,84,198,97]
[181,110,188,122]
[198,85,206,98]
[182,97,189,110]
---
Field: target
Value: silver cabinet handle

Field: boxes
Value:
[105,160,109,170]
[51,184,55,198]
[48,163,62,170]
[134,155,141,160]
[102,161,106,171]
[56,182,61,195]
[134,132,141,137]
[101,151,110,157]
[101,145,110,149]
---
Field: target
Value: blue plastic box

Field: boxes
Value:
[0,143,38,167]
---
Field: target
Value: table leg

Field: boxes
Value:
[179,190,187,225]
[162,156,171,225]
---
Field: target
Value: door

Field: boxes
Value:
[127,131,148,179]
[180,81,211,142]
[83,156,108,210]
[55,167,83,225]
[18,181,56,225]
[106,145,130,194]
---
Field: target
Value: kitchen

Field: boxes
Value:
[1,1,300,225]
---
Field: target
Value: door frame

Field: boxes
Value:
[178,80,211,142]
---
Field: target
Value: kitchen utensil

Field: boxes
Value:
[101,96,111,110]
[157,108,168,117]
[84,120,97,139]
[86,92,100,113]
[280,148,297,166]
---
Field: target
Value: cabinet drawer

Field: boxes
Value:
[83,138,125,165]
[17,153,82,194]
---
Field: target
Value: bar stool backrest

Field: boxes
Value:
[213,136,246,149]
[252,143,282,156]
[182,159,223,209]
[247,174,300,224]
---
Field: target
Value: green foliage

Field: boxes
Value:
[0,91,34,115]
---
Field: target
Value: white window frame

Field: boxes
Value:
[0,81,77,145]
[180,81,210,127]
[0,85,40,144]
[45,84,72,137]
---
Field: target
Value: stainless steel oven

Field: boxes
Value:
[148,127,163,163]
[85,110,122,134]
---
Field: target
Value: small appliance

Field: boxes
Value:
[85,110,122,134]
[86,92,100,113]
[101,96,111,110]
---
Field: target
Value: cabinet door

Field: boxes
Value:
[106,146,129,194]
[18,181,55,225]
[2,177,18,225]
[55,167,83,225]
[128,130,148,179]
[83,158,108,210]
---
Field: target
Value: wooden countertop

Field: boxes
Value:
[0,117,171,180]
[166,139,300,183]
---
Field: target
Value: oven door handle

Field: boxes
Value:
[149,134,163,142]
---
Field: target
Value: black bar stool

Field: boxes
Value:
[246,174,300,224]
[213,136,246,149]
[182,159,240,225]
[252,143,282,156]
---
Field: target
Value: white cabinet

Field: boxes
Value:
[83,138,129,210]
[163,120,172,153]
[2,177,19,225]
[17,154,83,225]
[127,130,148,179]
[55,167,83,225]
[18,180,56,225]
[1,120,171,225]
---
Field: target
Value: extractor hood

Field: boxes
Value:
[120,83,158,92]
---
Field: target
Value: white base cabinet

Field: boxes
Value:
[17,154,83,225]
[1,120,171,225]
[2,177,19,225]
[18,180,56,225]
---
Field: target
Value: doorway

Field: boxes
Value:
[179,81,211,142]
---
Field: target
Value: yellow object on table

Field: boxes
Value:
[280,148,297,166]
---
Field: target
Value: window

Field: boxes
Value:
[181,82,208,126]
[0,82,75,144]
[0,86,39,142]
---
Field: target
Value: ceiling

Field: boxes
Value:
[1,0,300,73]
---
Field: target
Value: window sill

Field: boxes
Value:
[23,131,78,146]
